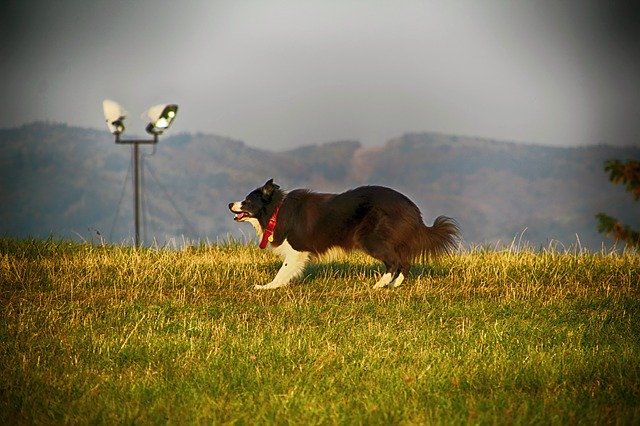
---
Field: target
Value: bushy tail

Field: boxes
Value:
[416,216,460,260]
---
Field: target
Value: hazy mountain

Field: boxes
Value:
[1,122,638,250]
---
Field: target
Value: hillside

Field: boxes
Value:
[1,122,639,249]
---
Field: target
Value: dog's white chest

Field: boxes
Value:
[245,217,263,240]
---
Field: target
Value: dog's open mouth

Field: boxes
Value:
[229,202,251,221]
[233,212,250,221]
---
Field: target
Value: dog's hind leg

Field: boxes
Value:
[387,261,410,288]
[373,259,410,289]
[374,269,406,289]
[359,235,398,289]
[256,240,309,290]
[373,262,404,288]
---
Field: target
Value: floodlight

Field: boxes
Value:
[102,99,181,247]
[144,104,178,135]
[102,99,127,135]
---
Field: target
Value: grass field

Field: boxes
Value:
[1,238,639,424]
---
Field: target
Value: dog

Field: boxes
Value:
[229,179,459,289]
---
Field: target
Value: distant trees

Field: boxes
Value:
[596,159,640,247]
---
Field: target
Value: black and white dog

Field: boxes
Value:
[229,179,458,289]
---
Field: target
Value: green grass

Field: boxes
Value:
[1,238,639,424]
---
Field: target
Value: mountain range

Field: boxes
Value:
[1,122,639,250]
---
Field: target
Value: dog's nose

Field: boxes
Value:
[228,203,234,210]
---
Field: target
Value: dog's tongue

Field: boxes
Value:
[234,212,248,221]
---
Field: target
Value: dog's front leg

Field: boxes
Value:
[256,240,310,290]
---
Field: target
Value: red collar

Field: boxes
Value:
[259,203,281,249]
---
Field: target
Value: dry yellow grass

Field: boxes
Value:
[1,238,639,423]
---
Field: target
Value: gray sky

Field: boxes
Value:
[1,0,639,149]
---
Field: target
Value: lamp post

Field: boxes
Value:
[102,100,179,246]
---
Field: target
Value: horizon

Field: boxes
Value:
[4,120,638,152]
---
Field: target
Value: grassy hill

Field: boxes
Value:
[1,122,639,249]
[1,238,638,423]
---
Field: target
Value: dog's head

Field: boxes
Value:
[228,179,281,223]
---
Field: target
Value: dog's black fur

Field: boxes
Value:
[229,179,459,287]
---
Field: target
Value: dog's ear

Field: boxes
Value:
[261,178,280,200]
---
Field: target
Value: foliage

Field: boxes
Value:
[1,238,639,424]
[597,160,640,247]
[604,159,640,200]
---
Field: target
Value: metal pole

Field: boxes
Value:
[133,143,140,246]
[116,134,157,247]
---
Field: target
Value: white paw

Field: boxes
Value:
[373,281,388,289]
[254,281,285,290]
[387,273,405,289]
[373,272,393,289]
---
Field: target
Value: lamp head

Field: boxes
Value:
[102,99,127,135]
[144,104,178,135]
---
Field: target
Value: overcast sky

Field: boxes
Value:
[1,0,639,149]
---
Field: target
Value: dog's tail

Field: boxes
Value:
[414,216,459,261]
